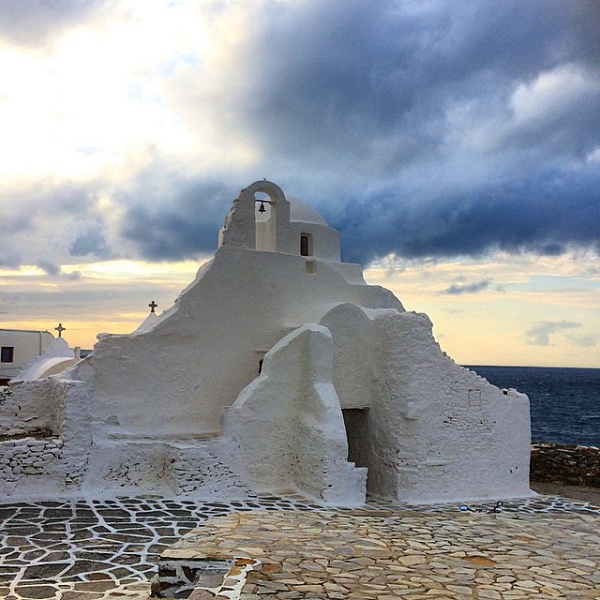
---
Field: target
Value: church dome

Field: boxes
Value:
[289,198,328,226]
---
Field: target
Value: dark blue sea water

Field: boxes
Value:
[468,366,600,448]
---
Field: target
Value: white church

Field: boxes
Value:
[0,180,532,504]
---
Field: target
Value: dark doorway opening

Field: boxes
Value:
[342,408,370,468]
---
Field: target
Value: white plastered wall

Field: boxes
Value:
[75,246,403,440]
[219,180,291,253]
[222,323,367,505]
[316,303,532,503]
[288,222,341,261]
[368,310,532,503]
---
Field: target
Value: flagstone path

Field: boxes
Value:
[171,508,600,599]
[1,494,599,599]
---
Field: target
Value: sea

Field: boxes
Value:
[468,366,600,448]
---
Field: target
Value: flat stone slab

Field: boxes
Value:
[164,508,600,599]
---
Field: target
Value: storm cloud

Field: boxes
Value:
[119,177,231,261]
[36,259,62,277]
[332,164,600,264]
[1,0,600,268]
[161,0,600,265]
[70,227,109,258]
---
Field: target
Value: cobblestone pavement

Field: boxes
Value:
[1,494,599,600]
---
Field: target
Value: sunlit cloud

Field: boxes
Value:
[510,64,599,124]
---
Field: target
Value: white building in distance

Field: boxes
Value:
[0,326,81,386]
[0,181,532,504]
[0,328,55,385]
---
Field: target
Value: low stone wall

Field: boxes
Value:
[531,443,600,487]
[0,437,63,481]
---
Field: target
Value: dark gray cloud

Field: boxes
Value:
[2,0,600,268]
[176,0,600,168]
[0,170,228,267]
[333,164,600,264]
[0,180,99,230]
[526,320,582,346]
[442,279,492,295]
[37,259,61,277]
[0,179,109,268]
[156,0,600,265]
[119,176,232,261]
[0,0,102,47]
[0,252,21,269]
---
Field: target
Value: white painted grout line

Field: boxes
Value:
[213,558,262,600]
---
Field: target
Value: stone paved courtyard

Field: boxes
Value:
[1,494,600,599]
[0,495,322,599]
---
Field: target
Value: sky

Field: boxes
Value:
[0,0,599,368]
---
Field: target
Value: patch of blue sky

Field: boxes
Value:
[159,53,202,78]
[126,82,144,101]
[126,82,165,107]
[76,147,106,156]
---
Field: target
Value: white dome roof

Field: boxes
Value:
[289,198,328,226]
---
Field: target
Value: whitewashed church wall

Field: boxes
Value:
[219,180,292,253]
[325,261,367,285]
[319,303,374,410]
[288,221,341,261]
[82,436,254,498]
[222,324,367,505]
[0,381,63,437]
[171,441,254,497]
[371,310,532,503]
[0,181,533,503]
[85,247,408,441]
[60,380,92,487]
[0,438,63,487]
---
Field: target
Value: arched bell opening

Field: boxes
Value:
[254,190,277,251]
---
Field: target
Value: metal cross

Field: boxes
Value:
[149,300,158,313]
[55,323,66,337]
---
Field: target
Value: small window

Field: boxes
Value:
[1,346,14,363]
[300,233,312,256]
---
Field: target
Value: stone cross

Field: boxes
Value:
[149,300,158,313]
[55,323,66,337]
